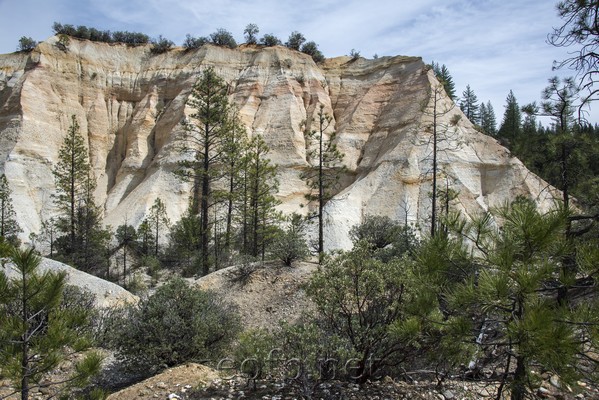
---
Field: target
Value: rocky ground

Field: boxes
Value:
[104,365,599,400]
[191,260,318,331]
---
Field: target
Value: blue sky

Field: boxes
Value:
[0,0,596,124]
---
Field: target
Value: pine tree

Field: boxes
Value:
[548,0,599,110]
[136,219,154,256]
[541,76,578,136]
[0,247,101,400]
[431,62,456,100]
[146,198,170,257]
[244,134,280,259]
[459,84,480,124]
[0,174,22,245]
[300,104,346,255]
[421,81,460,237]
[479,100,497,136]
[115,223,137,289]
[217,113,249,256]
[52,116,110,273]
[52,115,93,250]
[444,200,598,400]
[176,67,233,275]
[497,90,522,145]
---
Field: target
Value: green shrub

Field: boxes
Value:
[260,34,281,47]
[209,28,237,48]
[17,36,37,52]
[349,215,418,261]
[183,34,208,50]
[233,328,278,380]
[285,31,305,50]
[106,278,240,375]
[276,319,354,396]
[300,41,325,63]
[270,213,309,266]
[305,244,425,383]
[150,35,174,54]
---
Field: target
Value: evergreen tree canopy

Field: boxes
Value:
[459,84,480,124]
[497,90,522,145]
[548,0,599,111]
[0,247,101,400]
[431,62,456,100]
[479,100,497,136]
[0,174,21,246]
[52,115,110,274]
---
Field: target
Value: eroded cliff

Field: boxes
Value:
[0,37,558,249]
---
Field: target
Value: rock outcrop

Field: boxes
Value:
[0,37,558,249]
[1,257,137,307]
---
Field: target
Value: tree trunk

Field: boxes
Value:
[318,117,324,255]
[511,355,527,400]
[201,123,211,276]
[431,91,438,237]
[21,265,29,400]
[123,245,127,290]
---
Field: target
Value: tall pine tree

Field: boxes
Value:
[300,104,345,256]
[176,67,240,275]
[52,115,92,250]
[146,197,170,257]
[52,116,110,273]
[431,62,456,100]
[0,174,21,245]
[479,100,497,136]
[421,81,460,237]
[244,134,280,259]
[497,90,522,146]
[459,84,480,124]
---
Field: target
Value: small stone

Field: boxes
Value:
[443,389,455,399]
[156,381,168,389]
[550,375,562,389]
[537,387,552,398]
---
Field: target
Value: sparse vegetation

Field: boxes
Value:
[52,22,150,46]
[285,31,305,51]
[183,34,208,50]
[16,36,37,52]
[260,33,282,47]
[244,23,259,44]
[300,41,325,63]
[209,28,237,48]
[150,35,175,54]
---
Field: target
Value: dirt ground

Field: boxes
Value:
[192,261,318,331]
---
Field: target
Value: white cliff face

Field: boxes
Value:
[0,37,558,249]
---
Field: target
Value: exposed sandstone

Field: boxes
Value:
[0,37,559,249]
